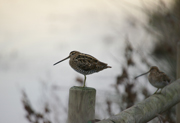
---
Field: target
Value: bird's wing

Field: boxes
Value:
[75,54,98,71]
[158,72,171,83]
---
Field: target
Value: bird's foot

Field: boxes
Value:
[153,88,160,95]
[153,89,162,95]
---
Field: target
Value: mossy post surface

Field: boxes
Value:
[68,86,96,123]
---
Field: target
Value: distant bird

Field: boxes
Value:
[54,51,111,87]
[135,66,170,94]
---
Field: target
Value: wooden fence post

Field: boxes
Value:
[68,86,96,123]
[176,42,180,123]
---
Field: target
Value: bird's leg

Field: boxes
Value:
[83,75,86,87]
[159,89,162,94]
[153,88,159,94]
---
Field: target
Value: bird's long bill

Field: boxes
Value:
[53,56,70,65]
[134,71,150,79]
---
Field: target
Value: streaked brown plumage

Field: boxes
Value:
[54,51,111,87]
[135,66,170,94]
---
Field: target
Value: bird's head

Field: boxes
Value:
[149,66,159,72]
[69,51,80,57]
[134,66,159,79]
[53,51,80,66]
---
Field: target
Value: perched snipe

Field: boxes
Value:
[135,66,170,94]
[54,51,111,87]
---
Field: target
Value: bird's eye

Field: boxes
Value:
[70,52,75,55]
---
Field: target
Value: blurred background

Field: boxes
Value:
[0,0,179,123]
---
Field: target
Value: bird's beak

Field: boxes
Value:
[134,70,150,79]
[53,56,70,65]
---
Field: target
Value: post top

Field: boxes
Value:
[70,86,96,91]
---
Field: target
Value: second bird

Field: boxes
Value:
[135,66,170,94]
[54,51,111,87]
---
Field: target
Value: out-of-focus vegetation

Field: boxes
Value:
[147,0,180,78]
[22,90,51,123]
[146,0,180,122]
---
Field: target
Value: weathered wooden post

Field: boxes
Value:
[68,86,96,123]
[176,42,180,123]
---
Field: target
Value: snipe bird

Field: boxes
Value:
[135,66,170,94]
[54,51,111,87]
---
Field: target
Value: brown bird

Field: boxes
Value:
[135,66,170,94]
[54,51,111,87]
